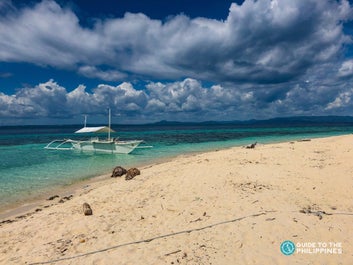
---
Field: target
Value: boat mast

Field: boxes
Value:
[108,108,111,141]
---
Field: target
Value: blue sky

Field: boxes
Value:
[1,0,353,125]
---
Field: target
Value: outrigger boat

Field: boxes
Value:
[45,109,149,154]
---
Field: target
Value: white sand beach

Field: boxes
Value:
[1,135,353,264]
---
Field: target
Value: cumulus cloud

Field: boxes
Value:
[145,78,248,117]
[325,90,353,110]
[0,0,351,84]
[0,80,149,120]
[0,80,65,118]
[0,79,251,122]
[1,76,353,123]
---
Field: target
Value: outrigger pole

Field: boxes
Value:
[108,108,111,141]
[84,115,87,128]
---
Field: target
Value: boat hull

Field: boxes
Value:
[72,140,143,154]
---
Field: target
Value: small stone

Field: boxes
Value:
[60,248,67,253]
[83,203,93,216]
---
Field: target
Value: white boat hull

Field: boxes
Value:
[45,139,144,154]
[72,139,143,154]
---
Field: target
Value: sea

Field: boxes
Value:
[1,122,353,211]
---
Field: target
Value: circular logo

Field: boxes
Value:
[280,240,296,256]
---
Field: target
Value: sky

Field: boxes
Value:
[1,0,353,125]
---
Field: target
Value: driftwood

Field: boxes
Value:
[47,195,60,201]
[58,195,73,203]
[299,206,332,220]
[246,142,257,149]
[111,166,127,177]
[125,168,140,180]
[83,203,93,216]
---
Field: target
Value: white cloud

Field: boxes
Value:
[0,1,87,67]
[146,78,207,112]
[0,80,68,117]
[78,66,127,81]
[0,78,242,121]
[1,77,353,123]
[338,59,353,78]
[0,80,144,119]
[325,91,352,110]
[145,98,166,112]
[67,85,94,114]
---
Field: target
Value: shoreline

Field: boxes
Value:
[1,134,353,264]
[0,136,244,220]
[0,148,210,221]
[0,132,350,219]
[0,134,347,221]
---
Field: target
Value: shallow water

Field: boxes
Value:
[0,123,352,209]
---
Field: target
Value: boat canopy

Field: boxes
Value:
[75,126,116,134]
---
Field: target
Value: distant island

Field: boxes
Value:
[151,116,353,126]
[1,116,353,128]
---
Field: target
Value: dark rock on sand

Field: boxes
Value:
[83,203,93,216]
[111,166,127,177]
[125,168,140,180]
[0,219,15,225]
[47,195,60,201]
[59,195,73,203]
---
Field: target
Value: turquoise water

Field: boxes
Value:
[0,123,352,210]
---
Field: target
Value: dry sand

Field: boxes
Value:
[1,135,353,264]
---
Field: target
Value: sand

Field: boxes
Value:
[1,135,353,264]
